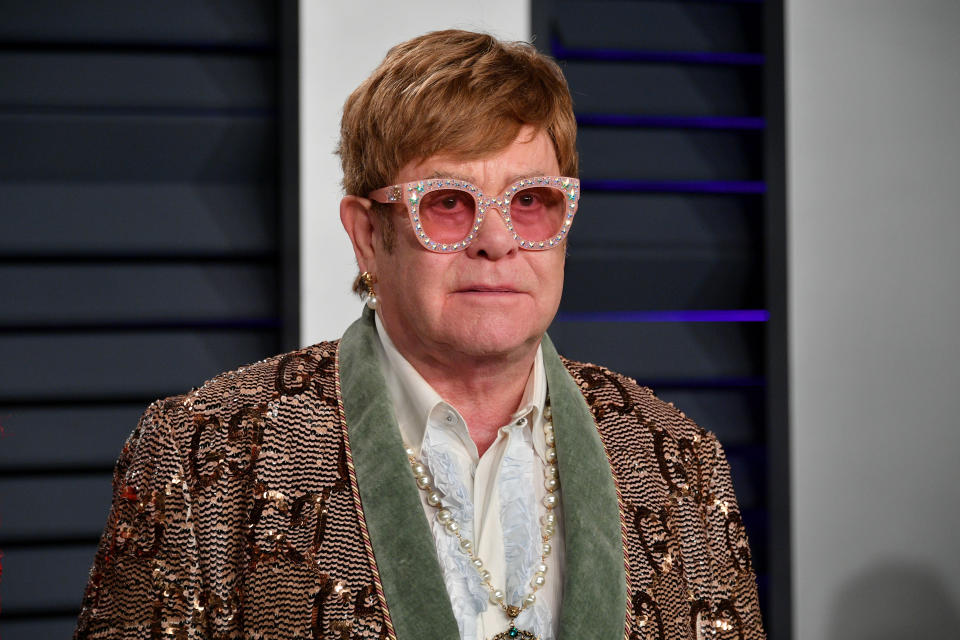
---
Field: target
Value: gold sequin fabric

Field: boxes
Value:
[564,359,765,640]
[74,343,763,640]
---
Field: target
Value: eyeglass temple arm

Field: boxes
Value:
[366,185,403,204]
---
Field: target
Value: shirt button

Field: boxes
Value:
[515,417,528,427]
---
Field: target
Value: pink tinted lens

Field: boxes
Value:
[418,189,477,244]
[508,186,566,242]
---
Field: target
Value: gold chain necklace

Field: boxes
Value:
[403,404,559,640]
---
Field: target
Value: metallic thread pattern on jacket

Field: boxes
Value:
[568,360,763,640]
[75,341,764,640]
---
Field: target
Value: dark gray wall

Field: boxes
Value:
[0,2,299,637]
[533,0,787,634]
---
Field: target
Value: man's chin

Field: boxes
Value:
[442,325,543,362]
[435,300,552,360]
[450,290,529,309]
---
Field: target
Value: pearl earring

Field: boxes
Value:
[360,272,378,310]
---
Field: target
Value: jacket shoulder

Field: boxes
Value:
[559,361,764,638]
[134,340,341,458]
[559,356,711,444]
[152,340,339,415]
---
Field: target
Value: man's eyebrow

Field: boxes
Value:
[505,171,547,184]
[424,170,474,182]
[421,170,548,184]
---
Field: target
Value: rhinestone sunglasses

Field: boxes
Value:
[367,176,580,253]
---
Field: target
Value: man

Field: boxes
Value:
[76,30,764,640]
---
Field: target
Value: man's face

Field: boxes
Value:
[372,126,566,363]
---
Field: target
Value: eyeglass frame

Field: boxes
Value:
[366,175,580,253]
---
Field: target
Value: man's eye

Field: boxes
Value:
[425,190,471,213]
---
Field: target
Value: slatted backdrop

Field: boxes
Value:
[535,0,789,635]
[0,2,299,637]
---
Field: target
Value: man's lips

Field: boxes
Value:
[455,285,523,293]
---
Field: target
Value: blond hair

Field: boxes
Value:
[338,29,578,257]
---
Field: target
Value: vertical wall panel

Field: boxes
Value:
[298,0,531,345]
[789,1,960,639]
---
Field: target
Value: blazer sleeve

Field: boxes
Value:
[75,400,203,640]
[699,431,767,639]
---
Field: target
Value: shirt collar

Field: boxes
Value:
[374,313,547,459]
[516,346,548,462]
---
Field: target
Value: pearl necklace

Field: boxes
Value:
[403,404,559,640]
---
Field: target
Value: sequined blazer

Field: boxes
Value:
[75,311,765,640]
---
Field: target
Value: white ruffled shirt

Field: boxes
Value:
[374,314,564,640]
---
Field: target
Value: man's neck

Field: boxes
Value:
[378,317,539,457]
[421,355,535,456]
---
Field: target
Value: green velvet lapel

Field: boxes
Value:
[541,336,628,640]
[338,311,626,639]
[338,310,460,640]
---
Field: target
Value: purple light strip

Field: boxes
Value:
[0,40,277,54]
[555,310,769,323]
[581,179,767,194]
[577,114,766,130]
[0,318,283,332]
[0,105,277,119]
[635,377,767,390]
[552,39,765,66]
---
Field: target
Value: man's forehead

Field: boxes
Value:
[396,125,557,179]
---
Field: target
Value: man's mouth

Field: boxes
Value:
[457,284,521,293]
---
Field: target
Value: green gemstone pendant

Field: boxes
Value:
[492,625,537,640]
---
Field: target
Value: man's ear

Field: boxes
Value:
[340,195,379,274]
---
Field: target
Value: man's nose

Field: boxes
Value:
[465,203,517,260]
